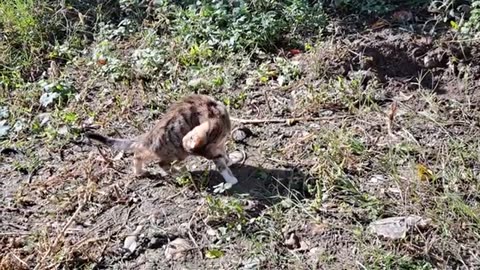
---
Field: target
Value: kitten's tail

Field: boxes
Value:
[85,132,135,151]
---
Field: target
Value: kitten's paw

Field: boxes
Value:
[213,182,234,193]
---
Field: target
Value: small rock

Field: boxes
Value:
[309,247,325,256]
[369,175,387,184]
[240,256,264,269]
[232,127,252,143]
[228,150,245,165]
[368,215,431,240]
[123,225,143,253]
[296,240,311,251]
[58,125,69,135]
[387,187,401,194]
[165,238,192,261]
[284,232,300,249]
[0,120,10,137]
[0,106,9,119]
[206,227,217,236]
[188,78,208,89]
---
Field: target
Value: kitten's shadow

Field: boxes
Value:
[190,164,311,206]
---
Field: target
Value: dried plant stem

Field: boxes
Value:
[230,115,344,124]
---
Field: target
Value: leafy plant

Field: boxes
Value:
[460,1,480,37]
[38,80,76,108]
[168,0,326,54]
[206,195,247,229]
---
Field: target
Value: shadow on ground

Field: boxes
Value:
[189,163,311,206]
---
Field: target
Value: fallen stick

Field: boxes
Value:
[230,115,344,124]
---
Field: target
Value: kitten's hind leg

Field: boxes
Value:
[132,149,156,177]
[133,156,145,176]
[214,156,238,185]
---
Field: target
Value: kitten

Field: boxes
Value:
[85,94,238,186]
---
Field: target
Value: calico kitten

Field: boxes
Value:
[85,94,238,186]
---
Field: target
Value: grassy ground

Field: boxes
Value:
[1,0,480,269]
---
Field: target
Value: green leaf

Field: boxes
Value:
[205,249,224,259]
[63,112,77,124]
[450,20,459,30]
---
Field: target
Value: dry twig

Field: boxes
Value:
[386,101,398,137]
[230,115,344,125]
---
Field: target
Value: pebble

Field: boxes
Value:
[232,127,252,143]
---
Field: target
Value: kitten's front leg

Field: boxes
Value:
[213,157,238,185]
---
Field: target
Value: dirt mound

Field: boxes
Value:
[307,28,480,99]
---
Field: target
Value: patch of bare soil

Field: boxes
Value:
[305,27,480,99]
[2,25,480,269]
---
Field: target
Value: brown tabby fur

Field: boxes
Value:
[85,94,238,185]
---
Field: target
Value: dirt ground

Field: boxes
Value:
[2,17,480,270]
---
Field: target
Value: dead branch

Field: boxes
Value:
[230,115,345,125]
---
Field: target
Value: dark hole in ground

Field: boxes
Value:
[362,44,421,80]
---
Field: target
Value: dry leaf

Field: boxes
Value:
[416,163,434,181]
[205,249,224,259]
[387,101,398,137]
[47,60,60,79]
[371,19,390,30]
[395,92,414,102]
